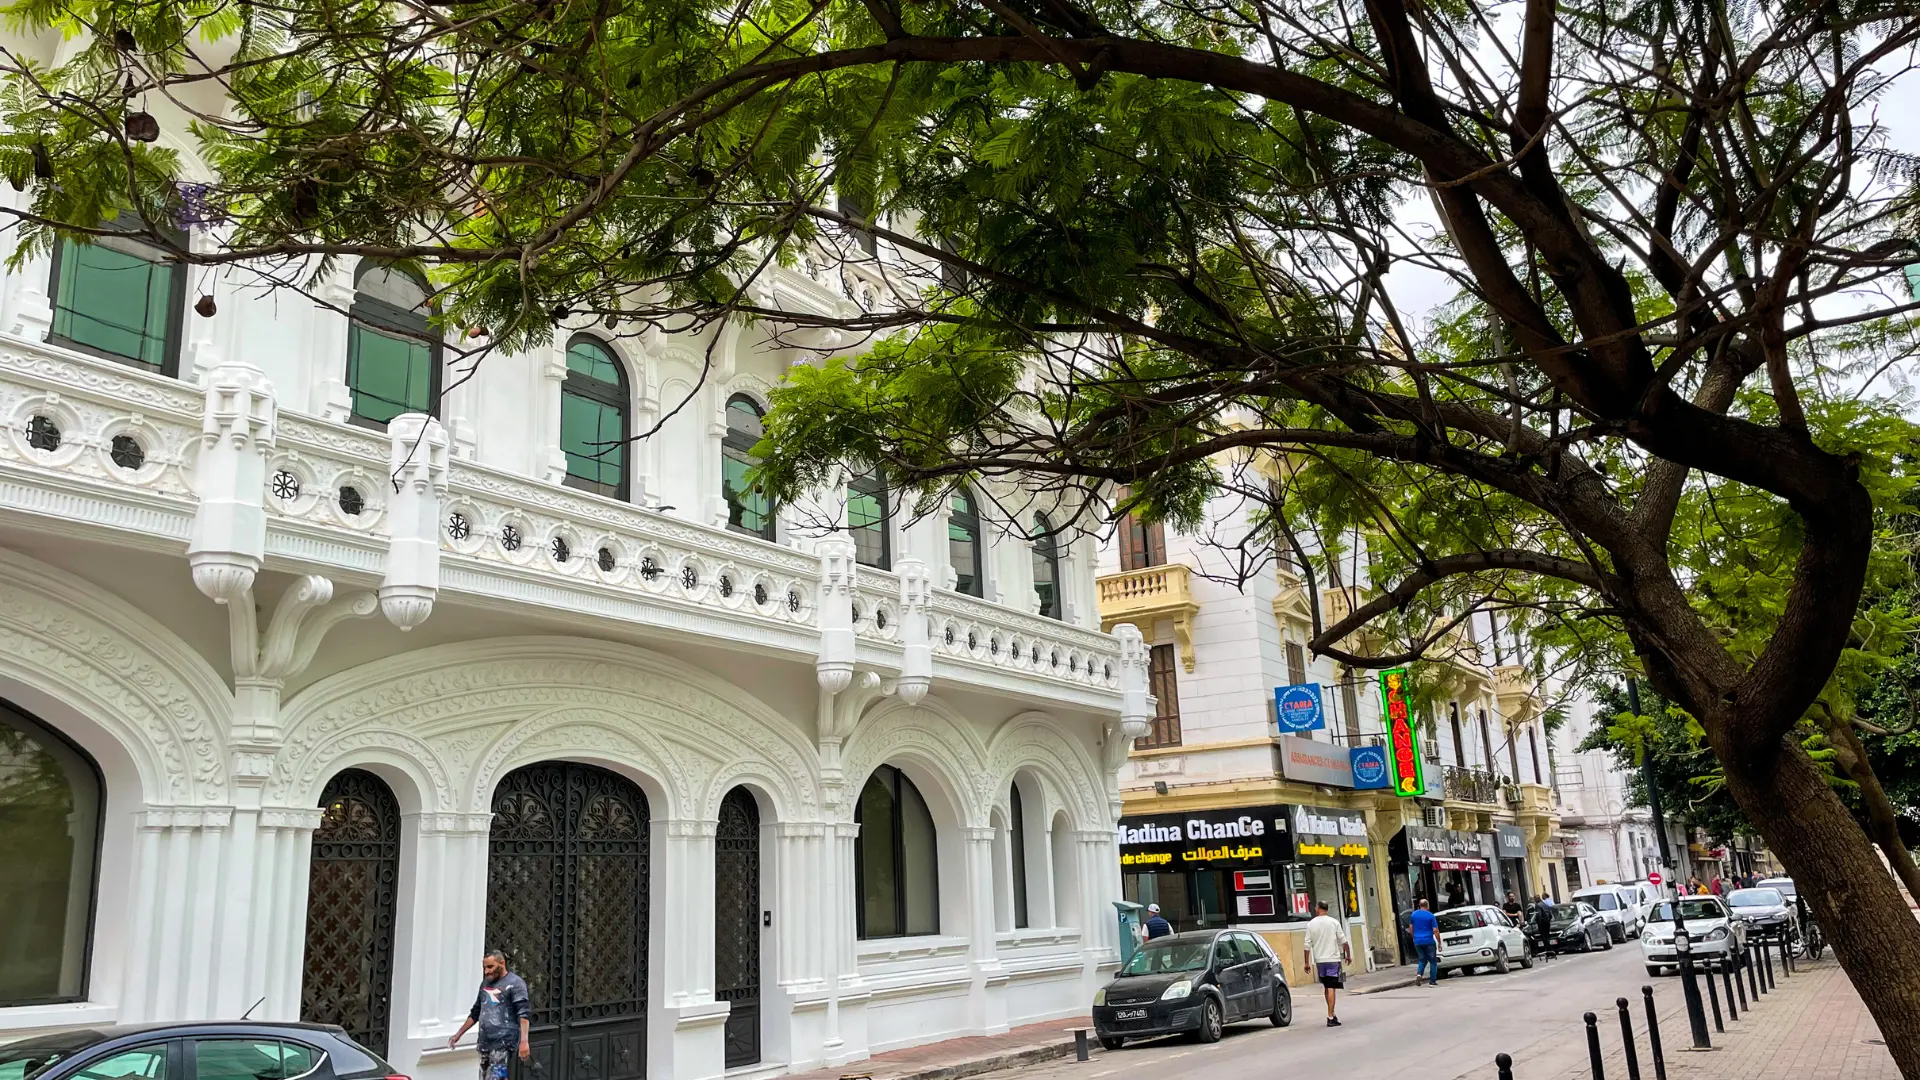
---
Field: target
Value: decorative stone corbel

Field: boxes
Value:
[815,536,858,691]
[381,413,449,630]
[225,573,379,744]
[188,360,277,604]
[1103,623,1153,776]
[896,558,932,705]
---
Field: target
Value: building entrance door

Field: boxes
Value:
[302,769,401,1057]
[488,762,650,1080]
[715,788,761,1068]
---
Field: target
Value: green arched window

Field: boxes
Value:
[48,219,185,375]
[856,765,939,939]
[849,471,891,570]
[347,261,440,427]
[1031,513,1061,618]
[0,701,102,1005]
[948,487,983,597]
[560,336,629,499]
[723,395,776,540]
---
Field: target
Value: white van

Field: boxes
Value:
[1570,885,1641,941]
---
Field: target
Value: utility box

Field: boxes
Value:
[1112,900,1145,968]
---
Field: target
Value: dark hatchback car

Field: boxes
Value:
[0,1022,404,1080]
[1548,902,1615,953]
[1091,929,1291,1049]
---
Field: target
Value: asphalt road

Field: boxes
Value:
[1009,941,1718,1080]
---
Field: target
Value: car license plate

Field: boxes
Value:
[1114,1009,1147,1020]
[1445,935,1472,946]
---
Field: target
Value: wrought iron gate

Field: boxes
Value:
[302,769,401,1057]
[715,788,761,1068]
[488,763,649,1080]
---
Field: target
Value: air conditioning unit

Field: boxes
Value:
[1422,806,1447,828]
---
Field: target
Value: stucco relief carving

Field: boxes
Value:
[985,713,1107,830]
[841,696,991,826]
[273,638,819,819]
[0,552,232,803]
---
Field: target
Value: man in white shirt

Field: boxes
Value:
[1302,901,1352,1027]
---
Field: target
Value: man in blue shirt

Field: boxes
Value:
[1409,898,1439,986]
[449,950,532,1080]
[1143,903,1173,940]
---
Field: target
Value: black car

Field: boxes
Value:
[1549,902,1615,953]
[0,1022,403,1080]
[1092,929,1291,1049]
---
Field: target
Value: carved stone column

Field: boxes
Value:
[656,818,727,1080]
[402,813,495,1039]
[188,361,277,604]
[382,414,449,630]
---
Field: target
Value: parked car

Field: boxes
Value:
[1547,902,1614,953]
[1434,905,1534,975]
[1642,895,1745,975]
[1755,876,1797,899]
[1093,929,1290,1048]
[1726,886,1795,935]
[0,1022,401,1080]
[1617,881,1666,928]
[1571,886,1642,941]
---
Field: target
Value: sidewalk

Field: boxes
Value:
[780,1015,1097,1080]
[1346,964,1424,995]
[1495,957,1899,1080]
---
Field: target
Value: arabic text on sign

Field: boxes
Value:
[1181,844,1263,862]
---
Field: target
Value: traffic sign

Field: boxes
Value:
[1648,871,1663,886]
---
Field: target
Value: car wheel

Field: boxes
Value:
[1270,985,1292,1028]
[1602,932,1614,951]
[1492,945,1511,974]
[1099,1036,1126,1051]
[1611,924,1626,943]
[1519,941,1535,969]
[1196,998,1224,1043]
[1579,934,1592,953]
[1646,964,1664,978]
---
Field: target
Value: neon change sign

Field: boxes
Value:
[1379,667,1425,797]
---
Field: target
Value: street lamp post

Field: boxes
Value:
[1675,924,1712,1049]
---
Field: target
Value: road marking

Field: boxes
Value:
[1165,1052,1191,1059]
[1089,1070,1116,1077]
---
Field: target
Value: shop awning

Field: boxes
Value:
[1431,858,1490,872]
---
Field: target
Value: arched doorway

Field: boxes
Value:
[715,788,761,1068]
[301,769,402,1056]
[0,699,102,1006]
[488,763,649,1080]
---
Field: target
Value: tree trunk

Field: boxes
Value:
[1823,713,1920,906]
[1720,719,1920,1077]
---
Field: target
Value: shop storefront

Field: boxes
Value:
[1117,804,1373,929]
[1495,824,1530,901]
[1391,826,1496,928]
[1540,838,1567,898]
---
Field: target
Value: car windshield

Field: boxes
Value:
[1549,906,1580,926]
[1576,892,1619,910]
[1436,910,1482,931]
[1120,939,1213,976]
[1727,889,1784,908]
[1649,899,1724,923]
[0,1031,107,1080]
[1760,879,1797,897]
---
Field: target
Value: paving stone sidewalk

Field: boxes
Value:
[1494,957,1898,1080]
[779,1015,1099,1080]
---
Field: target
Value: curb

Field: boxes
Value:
[1348,976,1422,995]
[857,1040,1082,1080]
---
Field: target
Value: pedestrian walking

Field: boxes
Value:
[1303,901,1351,1027]
[1410,898,1440,986]
[1142,903,1173,940]
[1710,875,1724,896]
[449,949,532,1080]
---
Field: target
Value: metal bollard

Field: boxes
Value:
[1643,986,1668,1080]
[1722,958,1739,1020]
[1780,929,1793,977]
[1585,1012,1608,1080]
[1074,1030,1088,1062]
[1704,959,1723,1033]
[1617,998,1643,1080]
[1750,943,1765,997]
[1762,937,1775,990]
[1496,1052,1515,1080]
[1676,935,1712,1049]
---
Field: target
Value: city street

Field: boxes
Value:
[972,947,1891,1080]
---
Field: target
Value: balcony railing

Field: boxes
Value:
[1096,563,1200,671]
[1443,765,1503,805]
[0,336,1121,699]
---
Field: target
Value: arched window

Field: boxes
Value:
[723,395,776,541]
[948,487,983,597]
[347,262,441,427]
[48,217,186,376]
[849,471,891,570]
[561,336,629,499]
[1031,513,1061,618]
[855,765,939,938]
[0,700,102,1005]
[1009,783,1030,930]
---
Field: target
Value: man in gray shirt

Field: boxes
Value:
[448,950,532,1080]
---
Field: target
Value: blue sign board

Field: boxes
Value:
[1350,745,1391,790]
[1273,683,1325,733]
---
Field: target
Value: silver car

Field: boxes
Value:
[1726,887,1794,934]
[1642,896,1745,975]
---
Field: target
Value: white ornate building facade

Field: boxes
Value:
[0,87,1150,1080]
